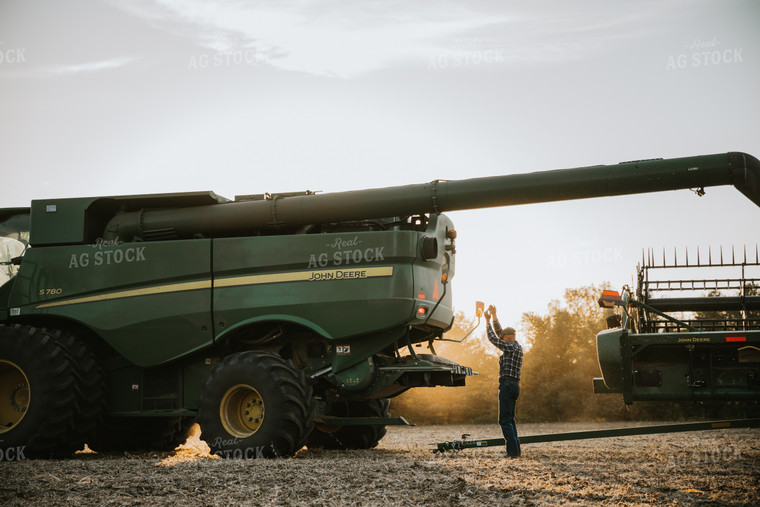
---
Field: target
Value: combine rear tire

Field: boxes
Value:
[307,398,390,450]
[197,351,315,458]
[50,330,107,452]
[0,325,80,459]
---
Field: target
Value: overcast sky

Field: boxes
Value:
[1,0,758,331]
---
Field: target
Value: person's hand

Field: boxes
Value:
[488,305,497,319]
[484,307,491,321]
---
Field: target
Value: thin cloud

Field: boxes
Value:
[46,56,139,75]
[1,56,139,79]
[111,0,514,77]
[106,0,707,77]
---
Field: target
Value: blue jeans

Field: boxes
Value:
[498,378,521,456]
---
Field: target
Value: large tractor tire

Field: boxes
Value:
[0,325,81,459]
[197,351,315,458]
[307,398,390,450]
[87,416,195,452]
[48,329,108,452]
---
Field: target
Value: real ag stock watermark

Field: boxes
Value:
[0,42,26,65]
[546,238,624,269]
[427,38,504,70]
[208,436,266,459]
[664,444,742,468]
[666,38,743,70]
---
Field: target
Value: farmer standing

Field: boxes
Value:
[485,304,523,457]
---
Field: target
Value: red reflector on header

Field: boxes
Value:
[726,336,746,342]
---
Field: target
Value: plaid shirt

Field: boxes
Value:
[487,319,523,381]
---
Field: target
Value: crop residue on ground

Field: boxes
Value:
[1,422,758,505]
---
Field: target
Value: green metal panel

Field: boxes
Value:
[105,363,143,412]
[329,326,407,373]
[597,327,760,402]
[410,214,456,331]
[334,358,375,390]
[10,239,214,366]
[212,228,450,341]
[596,328,625,390]
[30,197,99,246]
[183,358,216,411]
[29,192,229,246]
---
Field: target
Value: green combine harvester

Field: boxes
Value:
[1,152,758,459]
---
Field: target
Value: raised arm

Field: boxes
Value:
[486,305,513,353]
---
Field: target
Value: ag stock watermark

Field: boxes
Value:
[546,238,624,269]
[187,47,265,71]
[666,37,743,70]
[428,38,504,70]
[0,440,27,462]
[208,436,266,459]
[664,444,742,468]
[0,42,27,65]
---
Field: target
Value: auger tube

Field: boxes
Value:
[103,152,760,241]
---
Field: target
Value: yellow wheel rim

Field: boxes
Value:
[219,384,265,438]
[0,360,30,434]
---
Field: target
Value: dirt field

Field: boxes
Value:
[1,422,758,506]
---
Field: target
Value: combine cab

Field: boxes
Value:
[595,246,760,403]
